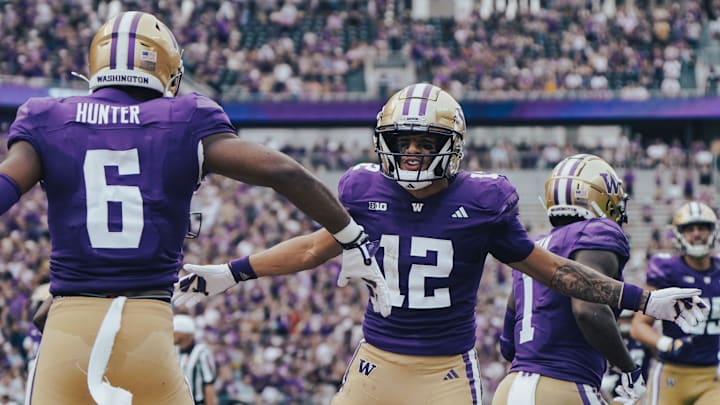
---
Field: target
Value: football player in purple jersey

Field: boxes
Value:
[175,83,708,405]
[1,11,388,405]
[493,154,646,405]
[630,201,720,405]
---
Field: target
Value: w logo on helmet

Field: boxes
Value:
[599,172,621,195]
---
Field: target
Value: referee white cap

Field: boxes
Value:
[173,314,196,334]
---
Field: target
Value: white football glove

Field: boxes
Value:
[644,287,708,333]
[337,236,392,318]
[613,367,646,405]
[173,263,237,307]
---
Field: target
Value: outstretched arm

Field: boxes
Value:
[510,246,637,310]
[202,134,351,233]
[509,246,707,329]
[248,229,342,277]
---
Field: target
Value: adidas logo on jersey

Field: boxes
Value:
[444,369,460,380]
[451,207,469,218]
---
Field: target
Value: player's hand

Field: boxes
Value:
[613,366,646,405]
[336,232,392,318]
[644,288,708,333]
[173,263,237,307]
[656,335,693,356]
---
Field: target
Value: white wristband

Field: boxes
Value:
[332,218,362,245]
[656,336,673,352]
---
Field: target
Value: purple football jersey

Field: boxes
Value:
[8,88,235,295]
[338,163,535,356]
[646,253,720,366]
[509,218,630,388]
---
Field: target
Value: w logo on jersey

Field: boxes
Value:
[599,172,621,195]
[411,203,424,213]
[358,359,377,376]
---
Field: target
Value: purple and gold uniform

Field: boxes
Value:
[332,164,535,405]
[12,88,234,404]
[494,218,630,405]
[644,253,720,405]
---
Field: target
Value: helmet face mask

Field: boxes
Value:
[671,201,718,258]
[544,154,628,226]
[88,11,184,97]
[374,83,465,191]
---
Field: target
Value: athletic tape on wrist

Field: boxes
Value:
[332,218,362,246]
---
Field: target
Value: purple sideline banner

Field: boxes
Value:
[2,83,720,124]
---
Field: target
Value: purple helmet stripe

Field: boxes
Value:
[462,351,478,404]
[552,158,571,204]
[564,157,583,204]
[126,13,143,69]
[418,84,432,116]
[109,14,124,69]
[402,84,416,115]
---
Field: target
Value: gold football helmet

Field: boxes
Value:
[374,83,465,190]
[544,154,628,226]
[87,11,183,96]
[671,201,718,258]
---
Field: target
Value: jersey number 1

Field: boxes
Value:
[518,235,552,344]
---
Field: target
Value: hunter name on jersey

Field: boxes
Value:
[75,102,141,125]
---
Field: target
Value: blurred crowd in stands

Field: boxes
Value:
[0,116,717,403]
[0,0,715,101]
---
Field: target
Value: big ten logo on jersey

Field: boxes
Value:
[358,359,377,376]
[687,296,720,335]
[368,201,387,211]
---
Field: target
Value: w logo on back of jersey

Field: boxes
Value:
[358,359,377,376]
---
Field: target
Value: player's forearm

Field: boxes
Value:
[249,229,341,277]
[513,248,650,311]
[550,259,649,311]
[574,305,636,371]
[203,136,352,233]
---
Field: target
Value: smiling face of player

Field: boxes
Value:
[395,134,439,171]
[393,133,449,199]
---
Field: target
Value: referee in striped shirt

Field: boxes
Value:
[174,315,218,405]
